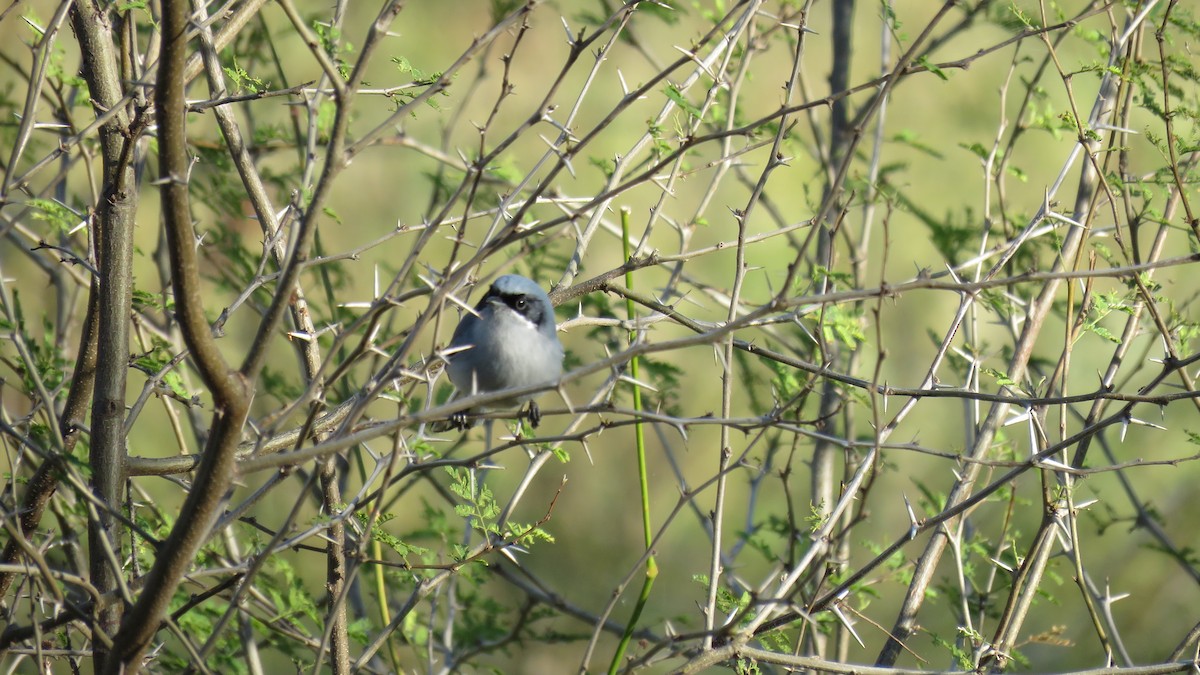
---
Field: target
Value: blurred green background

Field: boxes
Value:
[2,0,1198,672]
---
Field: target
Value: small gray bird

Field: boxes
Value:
[444,274,564,429]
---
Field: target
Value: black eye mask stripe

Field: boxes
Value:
[474,283,553,331]
[502,292,542,323]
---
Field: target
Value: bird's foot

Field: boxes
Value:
[450,410,473,430]
[525,401,542,429]
[430,410,473,432]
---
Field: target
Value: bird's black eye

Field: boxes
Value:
[514,297,528,311]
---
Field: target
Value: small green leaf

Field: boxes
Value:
[917,55,949,80]
[664,84,703,120]
[981,367,1016,387]
[26,198,81,233]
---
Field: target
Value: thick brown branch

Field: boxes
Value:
[102,2,251,672]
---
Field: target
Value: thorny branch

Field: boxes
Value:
[1,1,1198,673]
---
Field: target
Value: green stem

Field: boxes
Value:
[372,537,403,673]
[609,209,658,674]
